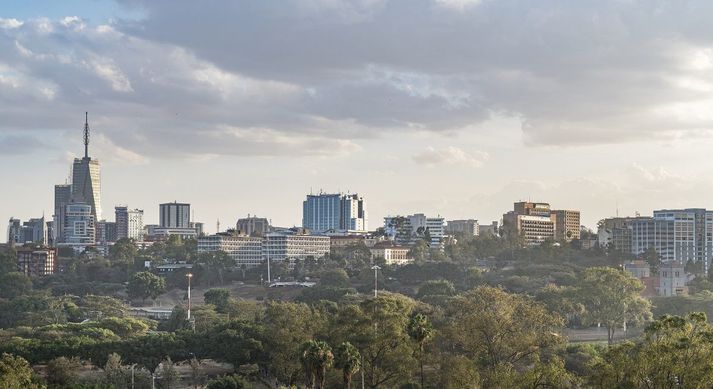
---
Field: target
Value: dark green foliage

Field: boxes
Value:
[206,374,253,389]
[0,272,32,299]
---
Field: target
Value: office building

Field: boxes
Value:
[369,242,413,266]
[160,202,191,228]
[478,221,499,237]
[263,230,331,263]
[71,114,102,221]
[63,203,96,245]
[7,217,48,246]
[236,216,271,236]
[53,184,71,244]
[503,202,558,246]
[551,210,581,241]
[445,219,479,236]
[302,192,367,233]
[198,231,264,268]
[116,206,144,241]
[96,220,117,244]
[17,246,56,277]
[383,213,445,249]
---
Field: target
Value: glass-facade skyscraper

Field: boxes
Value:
[72,157,102,222]
[302,192,367,233]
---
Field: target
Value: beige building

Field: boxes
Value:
[370,243,413,266]
[503,202,555,245]
[551,210,581,241]
[197,231,264,268]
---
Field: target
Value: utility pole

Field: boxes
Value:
[186,272,193,320]
[371,265,381,298]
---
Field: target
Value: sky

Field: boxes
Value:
[4,0,713,239]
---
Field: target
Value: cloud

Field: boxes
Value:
[412,146,488,167]
[0,135,45,155]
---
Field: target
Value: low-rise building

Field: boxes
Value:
[198,231,264,268]
[370,243,413,266]
[659,262,688,297]
[16,246,57,276]
[264,230,330,263]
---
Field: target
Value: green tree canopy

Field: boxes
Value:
[0,272,32,299]
[0,353,43,389]
[127,271,166,303]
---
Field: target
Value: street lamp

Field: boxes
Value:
[186,272,193,321]
[371,265,381,298]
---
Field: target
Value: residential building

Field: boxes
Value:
[236,215,271,236]
[116,206,144,241]
[302,192,367,233]
[445,219,479,236]
[383,213,445,249]
[624,260,651,279]
[369,242,413,266]
[53,184,71,244]
[551,210,581,241]
[263,230,331,263]
[16,246,57,276]
[198,231,264,268]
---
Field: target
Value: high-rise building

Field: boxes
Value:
[7,217,47,246]
[598,208,713,272]
[551,210,581,241]
[116,206,144,241]
[236,216,271,236]
[16,247,56,277]
[445,219,479,236]
[198,231,264,268]
[53,184,71,244]
[384,214,445,249]
[63,203,96,245]
[160,202,191,228]
[302,192,367,233]
[71,114,101,222]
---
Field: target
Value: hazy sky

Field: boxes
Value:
[4,0,713,239]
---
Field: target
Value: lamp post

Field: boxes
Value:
[186,272,193,321]
[371,265,381,298]
[130,364,136,389]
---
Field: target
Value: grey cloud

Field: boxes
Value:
[0,135,46,155]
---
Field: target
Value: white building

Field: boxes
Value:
[659,262,688,296]
[302,192,367,233]
[116,206,144,241]
[263,230,331,263]
[198,232,264,268]
[383,213,445,249]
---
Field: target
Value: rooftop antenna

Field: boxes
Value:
[83,112,90,159]
[217,219,220,234]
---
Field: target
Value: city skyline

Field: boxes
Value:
[6,1,713,239]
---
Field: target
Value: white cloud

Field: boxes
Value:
[412,146,488,167]
[0,18,23,29]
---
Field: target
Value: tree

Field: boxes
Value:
[444,286,565,386]
[103,353,127,388]
[300,340,334,389]
[438,355,479,389]
[641,247,661,275]
[0,353,43,389]
[334,342,360,389]
[127,271,166,304]
[189,357,206,389]
[159,356,179,389]
[319,269,350,288]
[578,267,652,344]
[204,289,231,313]
[110,238,138,266]
[0,248,17,277]
[408,240,429,263]
[590,313,713,388]
[0,272,32,299]
[416,280,455,299]
[46,356,81,387]
[199,251,233,285]
[407,314,433,389]
[206,374,253,389]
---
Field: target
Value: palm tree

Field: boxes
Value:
[300,340,334,389]
[334,342,361,389]
[407,313,434,389]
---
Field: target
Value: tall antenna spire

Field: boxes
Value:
[83,112,90,159]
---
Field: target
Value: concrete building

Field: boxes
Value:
[95,220,115,244]
[198,231,264,268]
[503,202,562,246]
[16,246,56,277]
[597,217,634,253]
[624,260,651,279]
[116,206,144,241]
[445,219,479,236]
[383,214,445,249]
[236,216,271,236]
[63,203,96,245]
[659,262,688,296]
[263,230,331,263]
[551,210,581,241]
[478,221,499,237]
[369,242,413,266]
[72,157,102,221]
[302,192,367,233]
[160,202,191,229]
[53,184,72,244]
